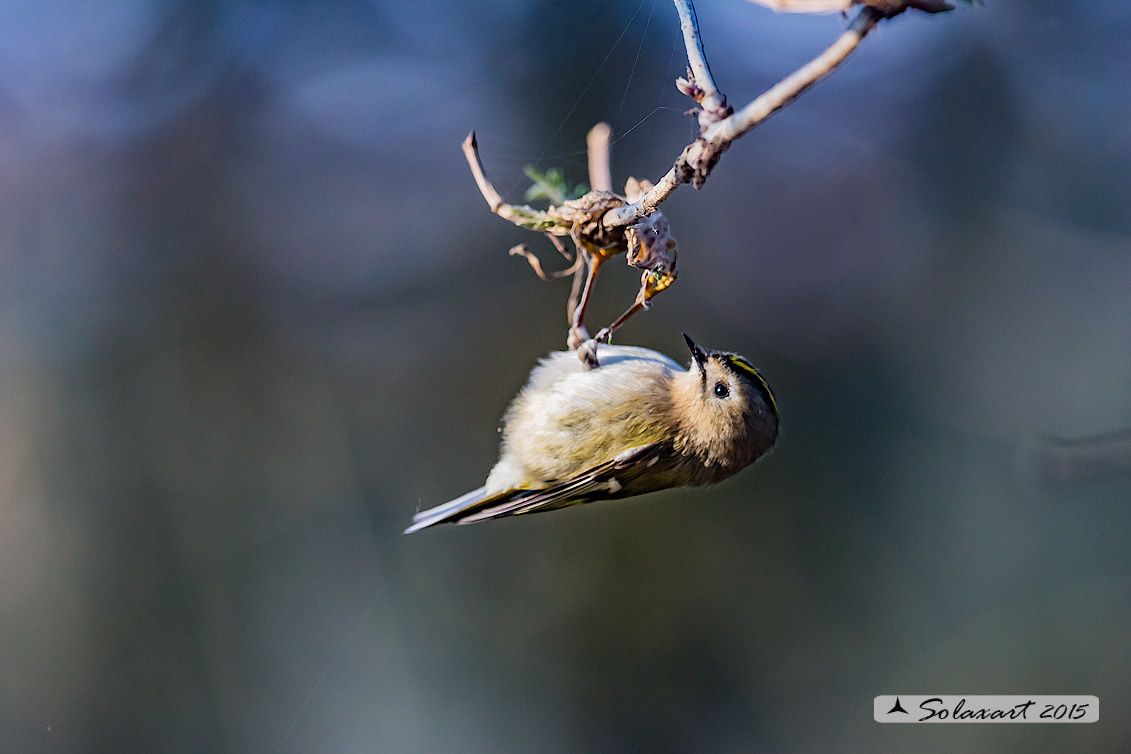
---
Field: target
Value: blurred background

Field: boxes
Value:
[2,1,1129,752]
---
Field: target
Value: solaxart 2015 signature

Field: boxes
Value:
[874,695,1099,723]
[917,697,1091,722]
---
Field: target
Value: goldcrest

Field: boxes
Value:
[405,335,777,532]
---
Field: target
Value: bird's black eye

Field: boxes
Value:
[713,381,730,399]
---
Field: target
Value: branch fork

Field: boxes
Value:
[599,0,966,231]
[461,0,964,359]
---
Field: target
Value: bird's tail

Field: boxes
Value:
[404,486,513,533]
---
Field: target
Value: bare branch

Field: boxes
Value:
[673,0,730,126]
[603,5,882,230]
[706,7,879,145]
[462,131,504,211]
[586,122,613,193]
[747,0,958,17]
[459,0,962,356]
[462,131,574,234]
[603,163,684,229]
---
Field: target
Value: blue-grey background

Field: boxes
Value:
[2,1,1129,752]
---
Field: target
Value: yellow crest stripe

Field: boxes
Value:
[723,355,777,414]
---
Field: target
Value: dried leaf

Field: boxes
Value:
[626,212,677,276]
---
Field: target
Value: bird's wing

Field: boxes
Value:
[455,442,670,525]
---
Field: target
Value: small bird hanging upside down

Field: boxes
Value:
[405,335,778,533]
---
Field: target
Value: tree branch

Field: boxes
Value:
[706,7,879,145]
[673,0,730,127]
[459,0,960,355]
[603,5,882,230]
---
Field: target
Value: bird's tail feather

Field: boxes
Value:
[404,486,513,533]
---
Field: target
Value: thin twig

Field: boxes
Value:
[462,131,504,211]
[673,0,729,125]
[602,161,685,229]
[603,5,881,230]
[545,232,572,260]
[586,122,613,193]
[509,244,582,280]
[462,131,573,234]
[705,7,879,144]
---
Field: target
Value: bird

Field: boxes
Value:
[405,334,777,533]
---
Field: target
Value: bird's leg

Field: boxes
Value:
[590,302,643,346]
[590,268,677,345]
[568,251,606,353]
[565,259,587,327]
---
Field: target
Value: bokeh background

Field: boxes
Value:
[2,1,1129,752]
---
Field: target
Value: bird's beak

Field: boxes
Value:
[683,333,707,372]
